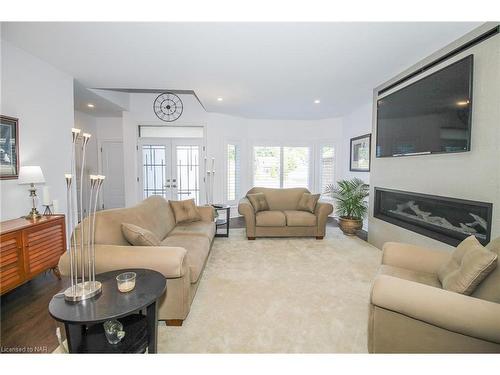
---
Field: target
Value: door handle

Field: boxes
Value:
[172,185,177,188]
[164,185,171,188]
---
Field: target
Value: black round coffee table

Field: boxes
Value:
[49,268,166,353]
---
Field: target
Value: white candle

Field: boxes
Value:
[42,186,51,205]
[118,280,135,293]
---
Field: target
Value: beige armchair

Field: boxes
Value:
[368,240,500,353]
[238,187,333,239]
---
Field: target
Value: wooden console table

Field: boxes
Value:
[0,215,66,295]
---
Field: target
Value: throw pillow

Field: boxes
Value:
[121,223,160,246]
[297,193,320,213]
[170,198,202,224]
[438,235,498,295]
[247,192,270,213]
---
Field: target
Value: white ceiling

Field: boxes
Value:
[1,22,481,120]
[74,81,125,117]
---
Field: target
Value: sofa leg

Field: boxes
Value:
[316,236,324,240]
[248,237,256,240]
[165,319,183,326]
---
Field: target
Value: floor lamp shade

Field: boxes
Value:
[18,166,45,185]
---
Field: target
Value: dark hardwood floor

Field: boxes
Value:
[0,216,367,353]
[1,271,70,353]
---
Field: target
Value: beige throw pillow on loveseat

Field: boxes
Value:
[170,198,202,224]
[438,235,498,295]
[247,192,270,213]
[121,223,161,246]
[297,193,320,213]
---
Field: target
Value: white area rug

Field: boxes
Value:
[161,228,381,353]
[54,227,381,353]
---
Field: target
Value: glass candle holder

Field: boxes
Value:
[116,272,136,293]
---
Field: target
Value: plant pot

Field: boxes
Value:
[338,216,363,236]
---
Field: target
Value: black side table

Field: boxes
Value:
[213,204,230,237]
[49,268,166,353]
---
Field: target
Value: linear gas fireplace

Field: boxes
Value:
[374,188,492,246]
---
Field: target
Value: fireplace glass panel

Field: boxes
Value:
[374,188,492,246]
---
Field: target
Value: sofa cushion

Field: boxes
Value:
[284,210,316,227]
[297,193,320,213]
[161,235,210,283]
[437,236,475,281]
[438,236,498,295]
[121,223,161,246]
[170,199,202,224]
[169,221,216,240]
[256,210,286,227]
[378,264,441,288]
[88,196,175,246]
[247,192,270,213]
[473,236,500,303]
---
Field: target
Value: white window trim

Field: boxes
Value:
[250,141,314,191]
[316,140,340,202]
[224,139,243,206]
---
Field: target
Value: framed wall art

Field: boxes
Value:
[350,133,371,172]
[0,115,19,179]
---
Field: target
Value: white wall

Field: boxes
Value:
[368,29,500,251]
[119,91,346,208]
[0,42,362,222]
[0,41,74,220]
[207,113,344,206]
[96,117,123,143]
[341,101,372,184]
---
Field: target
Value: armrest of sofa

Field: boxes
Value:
[58,244,188,279]
[382,242,451,274]
[315,202,333,237]
[371,275,500,344]
[197,205,215,223]
[238,197,256,237]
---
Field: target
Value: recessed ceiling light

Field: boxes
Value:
[314,99,321,104]
[217,97,223,102]
[456,100,470,106]
[87,103,95,108]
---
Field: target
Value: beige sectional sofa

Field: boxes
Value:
[58,196,215,324]
[238,187,333,239]
[369,238,500,353]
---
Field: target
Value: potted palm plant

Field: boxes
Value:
[324,178,369,235]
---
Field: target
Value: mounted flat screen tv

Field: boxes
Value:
[376,55,473,157]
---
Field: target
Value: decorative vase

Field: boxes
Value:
[338,217,363,236]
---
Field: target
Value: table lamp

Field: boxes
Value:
[18,166,45,219]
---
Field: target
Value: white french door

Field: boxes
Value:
[139,138,203,203]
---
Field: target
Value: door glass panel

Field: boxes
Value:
[142,145,167,199]
[176,145,200,203]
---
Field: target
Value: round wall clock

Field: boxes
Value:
[153,92,183,122]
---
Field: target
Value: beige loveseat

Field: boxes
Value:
[368,238,500,353]
[58,196,215,324]
[238,187,333,240]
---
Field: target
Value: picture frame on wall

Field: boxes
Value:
[350,133,371,172]
[0,115,19,179]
